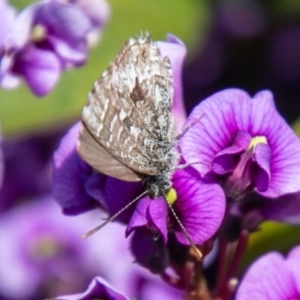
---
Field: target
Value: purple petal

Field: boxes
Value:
[253,143,271,192]
[157,35,187,132]
[126,197,168,242]
[52,122,97,215]
[85,173,106,205]
[104,178,142,224]
[172,167,225,245]
[36,1,92,46]
[126,197,150,237]
[47,35,87,67]
[213,131,251,174]
[0,54,13,76]
[261,192,300,224]
[181,89,300,197]
[287,245,300,261]
[180,89,252,177]
[0,72,20,89]
[56,276,129,300]
[74,0,110,27]
[13,45,61,96]
[0,0,16,48]
[139,280,184,300]
[236,252,299,300]
[287,245,300,294]
[148,197,168,242]
[249,90,300,197]
[5,3,39,50]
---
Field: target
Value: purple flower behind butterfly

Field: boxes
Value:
[52,35,226,269]
[0,0,109,96]
[53,122,106,215]
[52,35,189,215]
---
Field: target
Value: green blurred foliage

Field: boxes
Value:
[0,0,210,137]
[240,222,300,273]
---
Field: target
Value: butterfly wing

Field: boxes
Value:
[78,123,143,181]
[78,34,174,180]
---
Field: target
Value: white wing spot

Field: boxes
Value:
[96,123,103,136]
[130,126,140,139]
[100,98,110,121]
[119,109,127,121]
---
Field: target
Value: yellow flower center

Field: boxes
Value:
[29,235,60,260]
[31,24,47,42]
[247,135,268,152]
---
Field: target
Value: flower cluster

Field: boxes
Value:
[52,33,300,299]
[53,36,226,275]
[0,0,109,96]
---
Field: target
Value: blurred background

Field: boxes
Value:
[1,0,300,298]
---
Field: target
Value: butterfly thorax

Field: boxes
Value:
[143,148,178,199]
[144,172,172,199]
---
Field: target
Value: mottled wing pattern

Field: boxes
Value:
[78,33,174,179]
[78,124,143,181]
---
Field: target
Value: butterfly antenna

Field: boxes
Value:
[82,190,149,239]
[164,194,202,259]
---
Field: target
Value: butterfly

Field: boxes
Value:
[77,33,201,258]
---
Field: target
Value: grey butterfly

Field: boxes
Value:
[77,33,201,257]
[77,33,176,199]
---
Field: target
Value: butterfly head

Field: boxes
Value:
[144,172,172,199]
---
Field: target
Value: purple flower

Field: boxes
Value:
[180,89,300,201]
[0,197,104,299]
[106,166,225,247]
[55,277,130,300]
[0,0,109,96]
[235,245,300,299]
